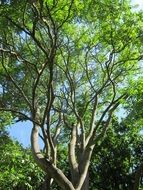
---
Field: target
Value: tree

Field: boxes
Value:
[123,78,143,190]
[0,130,45,190]
[89,117,143,190]
[0,0,143,189]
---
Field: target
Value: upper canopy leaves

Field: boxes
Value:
[0,0,143,145]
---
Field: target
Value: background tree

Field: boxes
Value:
[123,78,143,190]
[89,116,143,190]
[0,129,45,190]
[0,0,143,189]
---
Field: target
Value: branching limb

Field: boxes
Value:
[31,124,75,190]
[69,123,79,187]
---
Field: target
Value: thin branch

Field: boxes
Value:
[5,16,49,58]
[88,94,128,147]
[53,112,62,146]
[57,0,74,29]
[85,95,98,146]
[0,108,39,125]
[1,52,32,111]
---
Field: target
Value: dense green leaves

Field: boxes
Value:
[0,112,13,129]
[0,131,45,190]
[90,117,143,190]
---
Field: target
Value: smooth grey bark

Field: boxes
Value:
[69,124,80,187]
[81,172,89,190]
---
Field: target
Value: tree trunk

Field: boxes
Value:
[133,162,143,190]
[76,145,94,190]
[81,172,89,190]
[42,175,52,190]
[31,125,75,190]
[133,171,140,190]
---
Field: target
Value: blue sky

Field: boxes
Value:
[8,120,44,148]
[7,0,143,147]
[8,121,32,147]
[131,0,143,11]
[131,0,143,10]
